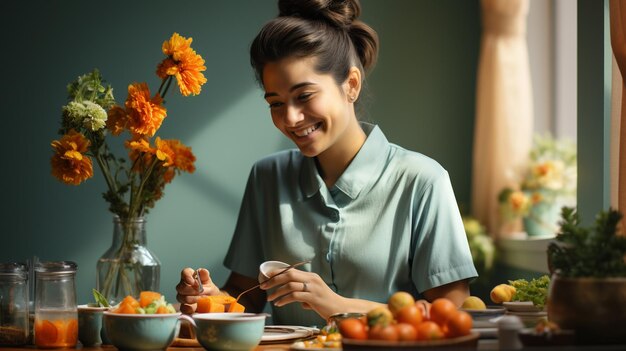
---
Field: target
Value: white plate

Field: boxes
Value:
[461,306,506,319]
[262,325,318,342]
[503,301,543,313]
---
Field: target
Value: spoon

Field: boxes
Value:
[236,260,311,302]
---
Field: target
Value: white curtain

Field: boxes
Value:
[472,0,533,238]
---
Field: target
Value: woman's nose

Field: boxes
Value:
[284,105,304,126]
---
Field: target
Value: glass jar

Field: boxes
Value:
[34,261,78,348]
[0,262,29,346]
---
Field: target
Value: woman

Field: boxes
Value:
[177,0,477,327]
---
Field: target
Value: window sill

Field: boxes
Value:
[497,233,556,273]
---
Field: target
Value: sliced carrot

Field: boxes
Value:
[197,296,230,313]
[227,302,246,313]
[210,302,225,313]
[120,295,140,308]
[139,291,162,307]
[114,302,138,314]
[35,319,58,346]
[65,318,78,344]
[156,305,170,314]
[207,295,236,305]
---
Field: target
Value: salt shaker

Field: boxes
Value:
[497,315,524,350]
[34,261,78,348]
[0,262,29,346]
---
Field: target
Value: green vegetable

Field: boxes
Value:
[92,289,110,308]
[548,207,626,278]
[509,275,550,309]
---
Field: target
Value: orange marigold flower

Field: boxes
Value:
[162,32,192,61]
[173,49,207,96]
[107,105,127,136]
[156,58,177,79]
[50,130,93,185]
[155,137,175,167]
[163,168,176,184]
[126,136,155,172]
[157,33,207,96]
[125,82,167,137]
[155,138,196,173]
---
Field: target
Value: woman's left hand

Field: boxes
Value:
[260,268,345,320]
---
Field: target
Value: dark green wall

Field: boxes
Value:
[0,0,479,303]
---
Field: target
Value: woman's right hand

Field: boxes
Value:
[176,267,222,314]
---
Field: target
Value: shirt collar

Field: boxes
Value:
[300,122,389,200]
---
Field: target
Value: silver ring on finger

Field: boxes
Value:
[302,281,308,292]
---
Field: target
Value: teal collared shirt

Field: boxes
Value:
[224,123,477,326]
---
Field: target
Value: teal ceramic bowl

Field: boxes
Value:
[188,313,267,351]
[78,304,109,346]
[102,311,185,351]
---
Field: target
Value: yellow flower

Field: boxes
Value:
[125,83,167,137]
[509,191,530,215]
[50,130,93,185]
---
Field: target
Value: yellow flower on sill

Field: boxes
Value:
[50,32,205,219]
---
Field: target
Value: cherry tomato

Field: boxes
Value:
[395,323,418,341]
[445,310,473,338]
[396,304,423,328]
[338,318,368,340]
[368,324,399,341]
[429,298,457,327]
[416,321,444,340]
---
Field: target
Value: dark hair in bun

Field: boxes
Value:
[250,0,379,87]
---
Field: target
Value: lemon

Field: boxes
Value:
[462,296,487,310]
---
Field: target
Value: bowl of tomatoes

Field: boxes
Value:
[337,292,479,350]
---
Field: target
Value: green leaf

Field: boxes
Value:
[92,288,110,307]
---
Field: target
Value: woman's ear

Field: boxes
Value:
[345,66,362,102]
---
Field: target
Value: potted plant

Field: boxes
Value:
[547,207,626,344]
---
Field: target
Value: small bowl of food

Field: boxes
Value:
[186,313,268,351]
[103,312,186,351]
[258,260,290,283]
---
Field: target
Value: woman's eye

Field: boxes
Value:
[269,101,284,109]
[297,93,312,101]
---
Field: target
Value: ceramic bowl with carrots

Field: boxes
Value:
[102,291,186,351]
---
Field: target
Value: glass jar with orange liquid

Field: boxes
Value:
[34,261,78,348]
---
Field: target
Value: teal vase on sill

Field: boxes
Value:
[523,190,560,237]
[96,216,161,305]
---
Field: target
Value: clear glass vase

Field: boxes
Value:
[96,216,160,305]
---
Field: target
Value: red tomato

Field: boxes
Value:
[415,321,444,340]
[396,304,423,328]
[368,324,399,341]
[445,310,473,338]
[338,318,368,340]
[429,298,457,327]
[395,323,418,341]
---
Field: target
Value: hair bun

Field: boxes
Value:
[278,0,361,28]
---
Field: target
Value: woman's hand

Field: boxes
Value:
[176,267,222,314]
[260,268,383,320]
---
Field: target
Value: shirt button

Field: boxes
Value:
[330,211,340,222]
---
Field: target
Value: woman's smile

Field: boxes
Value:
[292,122,323,138]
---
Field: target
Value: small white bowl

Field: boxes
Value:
[258,261,290,283]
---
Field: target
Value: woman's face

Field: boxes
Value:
[262,57,355,158]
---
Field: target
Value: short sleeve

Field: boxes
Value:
[223,166,265,279]
[411,171,478,293]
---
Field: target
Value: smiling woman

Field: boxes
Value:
[175,0,477,328]
[1,0,480,308]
